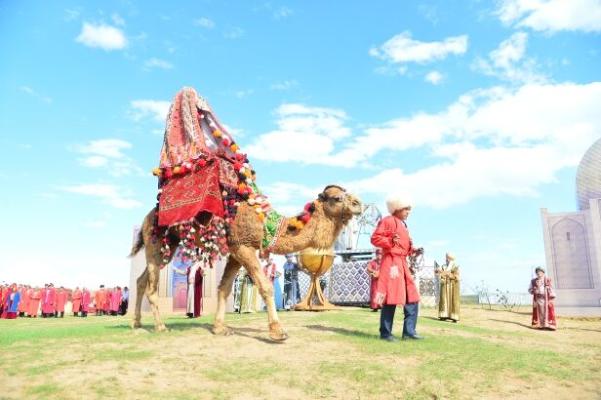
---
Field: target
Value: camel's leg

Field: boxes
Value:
[145,258,167,332]
[212,257,241,336]
[235,246,288,341]
[131,268,148,329]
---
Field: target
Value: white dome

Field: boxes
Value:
[576,138,601,211]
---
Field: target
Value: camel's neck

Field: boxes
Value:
[271,205,346,254]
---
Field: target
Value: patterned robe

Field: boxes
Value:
[528,277,557,330]
[436,261,460,321]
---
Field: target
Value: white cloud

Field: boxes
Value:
[61,184,142,209]
[76,139,131,158]
[129,99,170,122]
[496,0,601,33]
[418,4,440,25]
[76,22,127,50]
[19,86,52,103]
[260,182,320,215]
[344,82,601,207]
[472,32,545,83]
[64,8,80,21]
[111,13,125,27]
[74,139,144,177]
[194,17,215,29]
[252,82,601,208]
[144,58,174,70]
[370,31,468,66]
[274,7,293,19]
[270,80,299,91]
[224,27,244,39]
[245,104,353,166]
[425,70,444,85]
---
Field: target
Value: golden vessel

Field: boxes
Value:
[295,247,336,311]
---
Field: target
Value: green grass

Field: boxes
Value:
[0,307,599,400]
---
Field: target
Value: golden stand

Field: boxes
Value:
[294,248,336,311]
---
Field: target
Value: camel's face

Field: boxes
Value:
[319,185,363,223]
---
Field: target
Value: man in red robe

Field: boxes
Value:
[366,249,382,311]
[55,287,67,318]
[528,267,557,330]
[42,283,56,317]
[95,285,106,316]
[18,285,28,317]
[371,195,423,342]
[28,287,41,317]
[72,287,82,317]
[103,287,111,315]
[110,287,122,316]
[81,288,90,317]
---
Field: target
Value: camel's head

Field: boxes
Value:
[318,185,362,224]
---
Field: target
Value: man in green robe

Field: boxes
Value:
[435,253,460,322]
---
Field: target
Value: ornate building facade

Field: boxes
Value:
[541,138,601,307]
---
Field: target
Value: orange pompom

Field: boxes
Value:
[152,168,162,176]
[173,166,182,174]
[212,130,222,138]
[230,143,239,152]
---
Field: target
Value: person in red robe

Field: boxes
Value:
[71,287,82,317]
[55,287,67,318]
[18,285,28,317]
[1,284,12,318]
[2,283,21,319]
[0,285,5,315]
[28,287,41,317]
[103,287,111,315]
[95,285,106,316]
[366,249,382,311]
[371,195,423,342]
[528,267,557,330]
[81,288,91,317]
[110,287,122,315]
[106,289,113,315]
[41,284,56,317]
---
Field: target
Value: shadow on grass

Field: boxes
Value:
[306,324,377,340]
[476,307,530,315]
[232,327,285,345]
[422,316,459,323]
[113,321,283,344]
[489,318,537,330]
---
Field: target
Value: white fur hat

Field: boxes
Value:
[386,194,412,214]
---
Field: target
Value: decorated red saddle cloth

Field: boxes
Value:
[158,159,224,227]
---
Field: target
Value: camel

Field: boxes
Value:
[130,185,362,341]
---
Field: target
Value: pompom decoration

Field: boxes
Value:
[153,106,319,270]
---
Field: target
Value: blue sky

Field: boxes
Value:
[1,0,600,292]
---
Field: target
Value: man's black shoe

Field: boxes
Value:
[402,334,424,340]
[380,335,398,342]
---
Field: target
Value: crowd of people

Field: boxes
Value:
[0,283,129,319]
[233,255,301,314]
